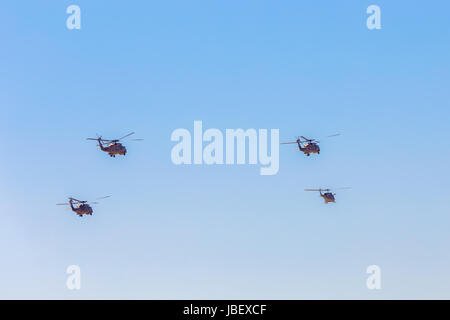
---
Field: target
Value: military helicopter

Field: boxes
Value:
[56,196,110,217]
[304,187,351,204]
[87,132,143,157]
[281,134,340,156]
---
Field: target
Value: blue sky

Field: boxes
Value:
[0,1,449,299]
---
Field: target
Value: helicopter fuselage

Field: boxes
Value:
[101,143,127,157]
[298,141,320,156]
[320,192,335,204]
[71,204,93,216]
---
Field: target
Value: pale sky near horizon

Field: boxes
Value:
[0,1,449,299]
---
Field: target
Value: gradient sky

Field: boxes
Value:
[0,1,449,299]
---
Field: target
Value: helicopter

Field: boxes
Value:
[281,134,340,156]
[304,187,351,204]
[56,196,110,217]
[87,132,143,157]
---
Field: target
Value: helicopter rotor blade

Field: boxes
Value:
[118,132,135,141]
[86,196,111,204]
[87,138,112,142]
[315,133,341,141]
[56,203,69,206]
[95,196,111,200]
[280,142,298,144]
